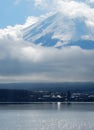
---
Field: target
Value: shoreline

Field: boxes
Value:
[0,102,94,105]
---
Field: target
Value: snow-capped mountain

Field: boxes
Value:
[23,12,94,49]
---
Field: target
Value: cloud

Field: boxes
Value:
[54,0,94,22]
[25,16,38,26]
[32,0,94,28]
[54,0,94,40]
[0,26,94,82]
[87,0,94,3]
[0,0,94,82]
[0,16,38,41]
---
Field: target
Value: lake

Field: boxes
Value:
[0,103,94,130]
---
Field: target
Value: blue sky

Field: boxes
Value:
[0,0,44,28]
[0,0,94,28]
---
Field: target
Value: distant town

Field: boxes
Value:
[0,88,94,103]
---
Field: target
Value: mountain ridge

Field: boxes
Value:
[23,12,94,49]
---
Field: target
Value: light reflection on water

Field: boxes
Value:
[0,103,94,130]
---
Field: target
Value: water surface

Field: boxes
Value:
[0,103,94,130]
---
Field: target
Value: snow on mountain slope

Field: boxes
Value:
[23,12,94,49]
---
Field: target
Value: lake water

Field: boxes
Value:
[0,103,94,130]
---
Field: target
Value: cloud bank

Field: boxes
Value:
[0,0,94,82]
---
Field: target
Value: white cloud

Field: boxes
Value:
[32,0,94,31]
[87,0,94,3]
[56,0,94,20]
[0,0,94,82]
[23,16,39,27]
[0,28,94,82]
[0,15,38,42]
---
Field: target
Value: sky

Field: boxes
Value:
[0,0,54,28]
[0,0,94,28]
[0,0,40,28]
[0,0,94,82]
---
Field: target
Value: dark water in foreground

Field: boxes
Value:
[0,103,94,130]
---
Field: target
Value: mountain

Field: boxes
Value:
[0,82,94,93]
[23,12,94,49]
[0,82,94,102]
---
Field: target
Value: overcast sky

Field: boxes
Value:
[0,0,94,82]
